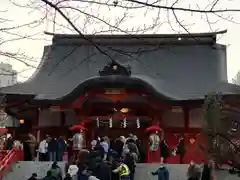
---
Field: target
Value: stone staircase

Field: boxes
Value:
[2,162,239,180]
[2,161,66,180]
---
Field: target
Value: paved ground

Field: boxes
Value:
[3,162,239,180]
[3,161,66,180]
[135,164,238,180]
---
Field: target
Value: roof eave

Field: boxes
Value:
[45,30,227,45]
[46,30,227,39]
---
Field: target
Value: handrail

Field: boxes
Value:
[0,150,15,168]
[0,150,13,164]
[0,149,23,179]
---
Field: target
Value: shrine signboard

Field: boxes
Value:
[102,88,128,102]
[104,88,126,94]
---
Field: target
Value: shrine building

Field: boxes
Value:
[0,30,240,163]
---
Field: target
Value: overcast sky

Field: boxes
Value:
[0,0,240,82]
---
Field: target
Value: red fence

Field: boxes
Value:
[0,149,23,179]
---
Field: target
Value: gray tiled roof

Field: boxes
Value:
[0,31,239,101]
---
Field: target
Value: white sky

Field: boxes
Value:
[0,0,240,82]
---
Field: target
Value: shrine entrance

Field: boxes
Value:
[81,115,154,163]
[85,115,152,151]
[65,88,170,163]
[67,88,202,163]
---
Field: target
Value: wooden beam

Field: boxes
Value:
[184,108,190,129]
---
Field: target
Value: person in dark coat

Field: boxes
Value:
[77,150,91,180]
[57,136,67,161]
[23,141,32,161]
[67,140,73,162]
[91,156,111,180]
[112,138,124,157]
[107,149,120,180]
[135,139,144,163]
[77,161,90,180]
[48,137,57,161]
[110,157,119,180]
[201,163,211,180]
[49,162,62,180]
[123,152,136,180]
[160,139,169,163]
[187,161,200,180]
[176,136,185,164]
[94,141,105,158]
[63,173,73,180]
[126,139,139,156]
[151,162,169,180]
[42,171,57,180]
[5,135,13,150]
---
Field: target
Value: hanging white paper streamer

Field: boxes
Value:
[136,118,140,128]
[123,117,127,128]
[96,117,99,128]
[109,117,112,128]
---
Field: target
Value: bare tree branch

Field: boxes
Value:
[126,0,240,13]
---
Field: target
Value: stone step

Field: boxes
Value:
[2,162,239,180]
[3,161,66,180]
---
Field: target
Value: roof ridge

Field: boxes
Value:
[44,30,227,39]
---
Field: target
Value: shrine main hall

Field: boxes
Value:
[0,30,240,163]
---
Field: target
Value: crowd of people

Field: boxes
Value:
[1,132,217,180]
[28,134,140,180]
[0,133,23,150]
[27,133,216,180]
[38,135,67,161]
[186,160,216,180]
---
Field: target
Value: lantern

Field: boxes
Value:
[19,119,25,124]
[120,108,129,113]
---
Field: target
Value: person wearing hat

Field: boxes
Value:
[113,158,131,180]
